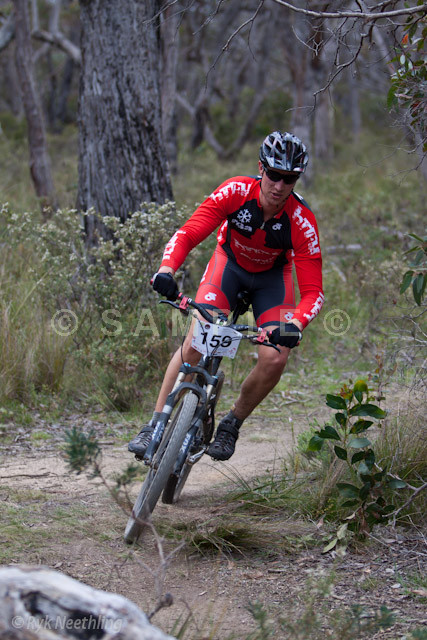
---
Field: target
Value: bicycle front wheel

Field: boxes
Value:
[124,391,199,543]
[162,369,225,505]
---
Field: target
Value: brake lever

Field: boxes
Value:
[159,299,189,315]
[247,334,281,352]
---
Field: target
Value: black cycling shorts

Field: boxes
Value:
[194,245,296,327]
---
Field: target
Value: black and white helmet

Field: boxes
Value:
[259,131,308,174]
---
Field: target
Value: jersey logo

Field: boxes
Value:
[303,292,325,322]
[204,292,217,302]
[237,209,252,224]
[209,181,251,203]
[272,223,282,231]
[162,230,186,260]
[292,205,320,255]
[232,208,253,232]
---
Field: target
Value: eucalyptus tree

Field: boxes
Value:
[77,0,173,241]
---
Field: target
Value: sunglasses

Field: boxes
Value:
[263,167,300,184]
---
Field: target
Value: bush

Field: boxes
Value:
[0,201,189,408]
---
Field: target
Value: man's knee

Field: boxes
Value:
[258,345,289,377]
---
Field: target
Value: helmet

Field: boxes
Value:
[259,131,308,173]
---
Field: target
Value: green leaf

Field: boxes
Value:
[359,483,371,501]
[326,394,347,410]
[334,445,348,460]
[353,379,368,394]
[337,482,359,498]
[358,461,371,475]
[400,270,414,293]
[350,419,374,433]
[374,469,387,481]
[349,437,371,449]
[365,449,376,469]
[307,435,324,452]
[335,412,347,426]
[387,478,407,489]
[387,86,398,109]
[413,249,425,266]
[412,273,426,305]
[341,499,359,508]
[319,425,341,441]
[354,390,363,403]
[407,233,425,243]
[349,403,386,419]
[322,538,338,553]
[337,523,348,539]
[383,505,395,515]
[351,451,365,464]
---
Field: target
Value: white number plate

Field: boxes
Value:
[192,321,242,358]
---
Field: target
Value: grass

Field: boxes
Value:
[0,484,124,564]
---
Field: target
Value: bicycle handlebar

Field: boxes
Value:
[160,293,281,351]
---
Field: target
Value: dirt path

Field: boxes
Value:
[1,410,426,639]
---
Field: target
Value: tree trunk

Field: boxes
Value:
[160,5,179,173]
[77,0,173,242]
[14,0,56,215]
[313,29,335,163]
[348,67,361,142]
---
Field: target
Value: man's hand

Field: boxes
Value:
[151,272,179,300]
[269,323,302,349]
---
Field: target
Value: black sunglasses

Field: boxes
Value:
[263,167,300,184]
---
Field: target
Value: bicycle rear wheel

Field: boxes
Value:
[162,370,225,505]
[124,391,199,543]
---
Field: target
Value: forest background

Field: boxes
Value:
[0,2,426,637]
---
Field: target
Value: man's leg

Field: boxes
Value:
[128,319,200,455]
[232,340,290,420]
[154,319,200,412]
[207,329,290,461]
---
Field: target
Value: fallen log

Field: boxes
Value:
[0,566,175,640]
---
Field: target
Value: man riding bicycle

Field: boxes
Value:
[129,131,324,462]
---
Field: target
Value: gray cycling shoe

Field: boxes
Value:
[128,425,154,456]
[207,412,242,461]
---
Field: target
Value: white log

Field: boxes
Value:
[0,566,176,640]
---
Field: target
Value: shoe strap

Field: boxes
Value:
[217,422,240,439]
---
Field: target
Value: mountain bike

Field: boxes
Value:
[124,291,279,543]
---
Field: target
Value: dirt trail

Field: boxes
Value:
[1,411,426,639]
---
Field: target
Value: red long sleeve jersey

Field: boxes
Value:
[160,176,324,328]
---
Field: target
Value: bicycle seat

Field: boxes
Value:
[234,290,251,317]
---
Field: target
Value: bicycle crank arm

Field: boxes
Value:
[188,447,207,465]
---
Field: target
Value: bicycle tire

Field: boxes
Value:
[124,391,199,543]
[162,369,225,505]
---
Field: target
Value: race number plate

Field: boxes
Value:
[192,321,242,358]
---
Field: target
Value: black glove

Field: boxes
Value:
[269,323,302,349]
[151,272,179,301]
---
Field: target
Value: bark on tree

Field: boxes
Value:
[14,0,56,214]
[160,5,179,173]
[77,0,173,241]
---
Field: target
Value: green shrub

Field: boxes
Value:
[0,201,189,408]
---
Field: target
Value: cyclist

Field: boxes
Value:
[129,131,324,461]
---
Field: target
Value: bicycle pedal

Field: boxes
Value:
[134,454,144,461]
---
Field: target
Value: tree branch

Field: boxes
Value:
[0,13,15,51]
[32,28,81,64]
[391,482,427,525]
[270,0,427,20]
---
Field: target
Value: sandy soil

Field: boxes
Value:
[0,409,426,639]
